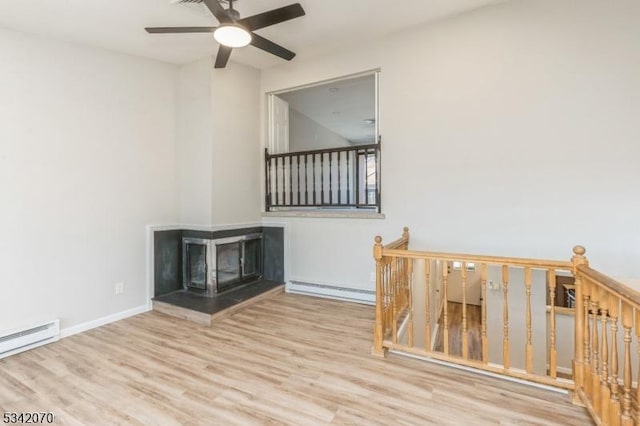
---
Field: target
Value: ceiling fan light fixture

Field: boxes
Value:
[213,24,252,48]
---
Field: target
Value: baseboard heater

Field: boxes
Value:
[286,281,375,305]
[0,319,60,359]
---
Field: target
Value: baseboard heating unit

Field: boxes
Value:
[0,319,60,359]
[286,281,375,305]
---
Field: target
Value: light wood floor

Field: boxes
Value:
[434,302,483,361]
[0,293,592,425]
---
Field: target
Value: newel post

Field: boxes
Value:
[372,236,386,357]
[572,245,588,400]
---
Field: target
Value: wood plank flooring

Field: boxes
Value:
[434,302,483,361]
[0,293,592,425]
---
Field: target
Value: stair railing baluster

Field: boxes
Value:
[502,265,510,370]
[461,262,468,360]
[548,269,558,378]
[525,267,533,374]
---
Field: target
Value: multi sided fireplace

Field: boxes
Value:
[182,233,263,297]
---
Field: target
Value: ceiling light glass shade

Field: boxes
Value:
[214,25,252,48]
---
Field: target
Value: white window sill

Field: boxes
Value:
[261,210,385,219]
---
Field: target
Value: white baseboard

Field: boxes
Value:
[555,366,573,375]
[60,304,150,338]
[286,281,375,305]
[393,350,569,395]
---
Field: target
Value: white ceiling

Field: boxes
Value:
[279,74,376,144]
[0,0,503,69]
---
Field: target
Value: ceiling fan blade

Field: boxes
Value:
[214,45,233,68]
[250,33,296,61]
[145,27,216,34]
[203,0,231,24]
[238,3,305,31]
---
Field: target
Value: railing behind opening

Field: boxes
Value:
[265,143,380,212]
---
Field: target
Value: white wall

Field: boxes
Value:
[175,60,261,226]
[176,58,214,225]
[486,267,546,374]
[0,28,179,331]
[261,0,640,291]
[552,311,574,374]
[211,63,261,225]
[289,108,351,151]
[409,259,443,350]
[448,264,482,306]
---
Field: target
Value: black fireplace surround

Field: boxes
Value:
[153,226,284,298]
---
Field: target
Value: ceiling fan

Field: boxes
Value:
[145,0,305,68]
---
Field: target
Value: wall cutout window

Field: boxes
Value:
[265,71,380,212]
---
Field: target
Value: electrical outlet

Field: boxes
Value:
[115,282,124,295]
[370,272,376,282]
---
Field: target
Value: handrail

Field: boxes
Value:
[577,264,640,310]
[382,248,572,270]
[383,227,409,250]
[265,143,379,159]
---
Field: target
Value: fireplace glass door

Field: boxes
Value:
[216,242,241,292]
[243,238,262,279]
[185,242,207,290]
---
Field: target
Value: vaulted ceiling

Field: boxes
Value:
[0,0,503,69]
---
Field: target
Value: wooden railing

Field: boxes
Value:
[265,143,381,212]
[373,228,640,424]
